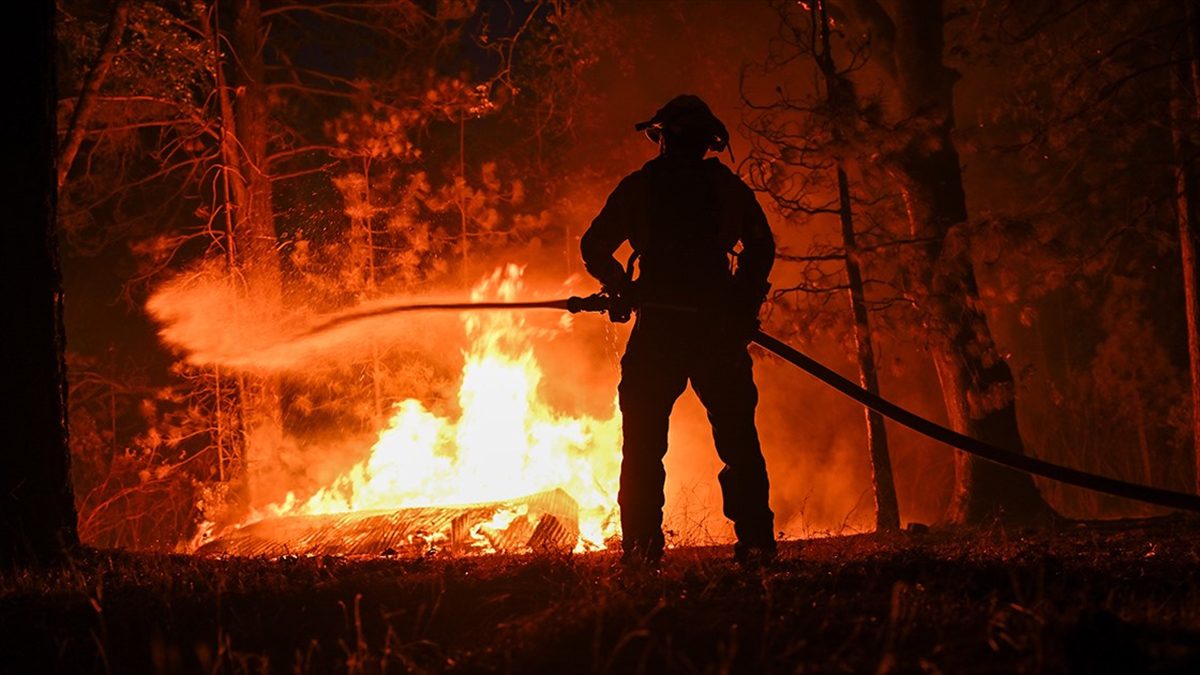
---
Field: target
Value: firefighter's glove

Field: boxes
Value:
[604,279,639,324]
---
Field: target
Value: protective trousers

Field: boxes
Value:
[617,313,775,560]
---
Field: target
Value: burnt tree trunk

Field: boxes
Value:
[228,0,285,505]
[884,1,1055,524]
[817,0,901,532]
[1,0,80,566]
[838,166,902,532]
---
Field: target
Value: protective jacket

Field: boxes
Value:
[581,155,774,311]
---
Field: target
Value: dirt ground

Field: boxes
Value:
[3,516,1199,674]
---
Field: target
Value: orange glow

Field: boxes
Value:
[260,265,623,551]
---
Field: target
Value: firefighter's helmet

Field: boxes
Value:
[634,94,729,153]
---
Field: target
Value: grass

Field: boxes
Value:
[3,516,1200,674]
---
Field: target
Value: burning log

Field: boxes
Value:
[197,488,580,558]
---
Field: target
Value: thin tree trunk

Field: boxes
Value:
[230,0,283,305]
[57,0,129,189]
[885,0,1055,524]
[228,0,285,505]
[1,0,79,565]
[215,365,226,482]
[839,166,902,532]
[363,158,384,425]
[459,112,469,284]
[210,5,250,242]
[204,1,252,498]
[817,0,900,532]
[211,10,248,487]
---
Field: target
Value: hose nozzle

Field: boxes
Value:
[566,293,611,314]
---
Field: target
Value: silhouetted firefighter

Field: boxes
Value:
[581,95,776,566]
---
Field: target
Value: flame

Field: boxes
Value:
[266,265,622,551]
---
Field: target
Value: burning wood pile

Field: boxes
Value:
[198,488,579,557]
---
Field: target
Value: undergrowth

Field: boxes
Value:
[3,517,1200,673]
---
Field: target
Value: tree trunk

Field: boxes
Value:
[1,0,80,566]
[459,112,470,284]
[885,0,1055,524]
[57,0,129,189]
[207,4,250,488]
[230,0,283,309]
[1176,0,1200,495]
[839,165,902,532]
[228,0,285,505]
[363,159,385,426]
[817,0,901,532]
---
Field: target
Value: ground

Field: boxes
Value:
[3,517,1200,674]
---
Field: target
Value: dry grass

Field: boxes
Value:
[3,516,1200,673]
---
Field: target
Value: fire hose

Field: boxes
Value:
[304,293,1200,514]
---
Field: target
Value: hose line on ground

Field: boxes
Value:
[752,330,1200,514]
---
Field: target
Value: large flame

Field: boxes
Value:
[266,265,622,550]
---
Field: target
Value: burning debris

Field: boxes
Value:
[197,489,580,557]
[181,267,622,554]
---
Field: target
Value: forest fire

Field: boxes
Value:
[12,0,1200,672]
[207,266,623,555]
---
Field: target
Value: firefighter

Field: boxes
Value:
[581,94,776,566]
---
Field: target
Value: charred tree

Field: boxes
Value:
[836,167,902,531]
[1,0,80,565]
[880,1,1055,524]
[816,0,900,532]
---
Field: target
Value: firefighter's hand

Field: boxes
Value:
[604,279,639,324]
